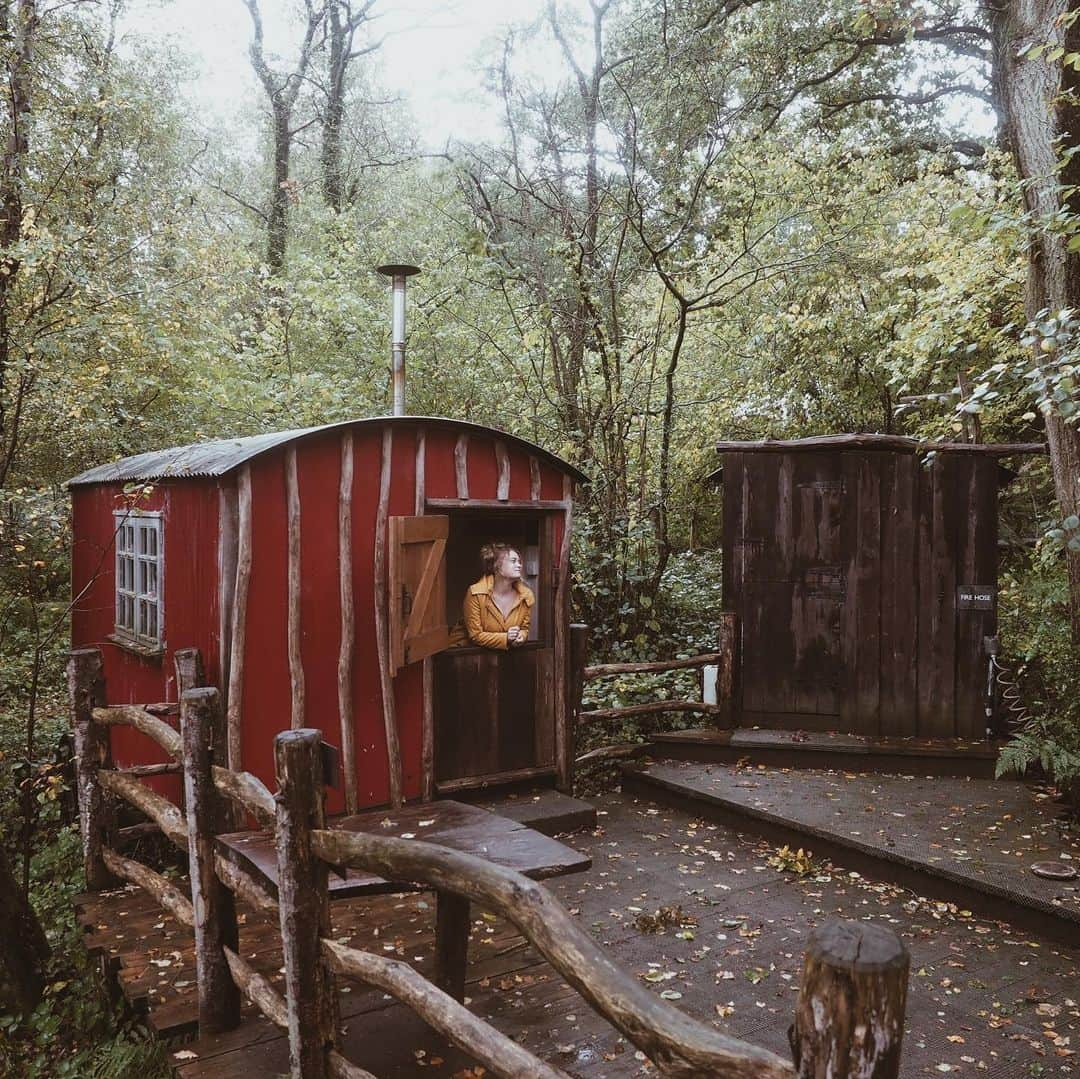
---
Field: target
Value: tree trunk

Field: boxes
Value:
[0,842,49,1013]
[321,2,347,212]
[267,105,291,275]
[989,0,1080,642]
[244,0,325,276]
[0,0,38,490]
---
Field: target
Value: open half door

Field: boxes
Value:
[389,515,449,673]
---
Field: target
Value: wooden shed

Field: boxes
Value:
[68,416,586,813]
[713,434,1040,742]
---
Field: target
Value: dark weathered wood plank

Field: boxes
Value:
[879,453,918,737]
[434,890,470,1003]
[954,457,998,740]
[854,453,882,735]
[919,455,958,737]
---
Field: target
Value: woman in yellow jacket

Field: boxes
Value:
[461,542,534,650]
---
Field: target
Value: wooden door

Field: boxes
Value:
[433,646,554,787]
[726,452,846,728]
[388,515,450,672]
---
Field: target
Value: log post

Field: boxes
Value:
[174,648,205,819]
[68,649,114,890]
[174,647,206,695]
[790,919,909,1079]
[716,612,737,729]
[567,623,590,789]
[275,729,336,1078]
[434,890,470,1003]
[181,687,241,1034]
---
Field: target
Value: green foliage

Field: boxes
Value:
[994,554,1080,788]
[0,826,168,1078]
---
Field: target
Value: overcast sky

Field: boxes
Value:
[125,0,577,148]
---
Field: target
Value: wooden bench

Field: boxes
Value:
[215,799,591,1000]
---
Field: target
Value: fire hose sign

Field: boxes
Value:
[957,585,996,611]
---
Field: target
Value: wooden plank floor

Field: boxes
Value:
[76,787,1080,1077]
[75,882,624,1076]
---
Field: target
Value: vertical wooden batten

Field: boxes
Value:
[454,434,469,500]
[495,441,510,501]
[286,447,305,729]
[553,474,574,792]
[374,426,404,808]
[529,456,542,502]
[337,433,358,814]
[226,467,252,771]
[217,485,239,713]
[416,428,436,802]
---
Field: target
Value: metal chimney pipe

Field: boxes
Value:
[376,262,421,416]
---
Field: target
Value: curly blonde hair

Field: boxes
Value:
[480,541,519,576]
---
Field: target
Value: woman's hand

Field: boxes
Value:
[506,626,521,645]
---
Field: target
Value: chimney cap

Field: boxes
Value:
[376,262,421,278]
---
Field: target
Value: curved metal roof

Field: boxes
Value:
[67,416,587,487]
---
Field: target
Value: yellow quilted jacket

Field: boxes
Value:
[460,575,534,650]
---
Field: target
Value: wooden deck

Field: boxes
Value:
[76,786,1080,1078]
[76,879,623,1076]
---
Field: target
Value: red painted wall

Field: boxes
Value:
[237,452,290,800]
[71,420,578,811]
[71,480,221,792]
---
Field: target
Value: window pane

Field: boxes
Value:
[138,561,147,595]
[148,605,158,640]
[149,528,158,556]
[147,562,157,597]
[126,524,134,549]
[125,596,134,628]
[138,600,148,635]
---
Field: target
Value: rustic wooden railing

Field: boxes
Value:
[571,613,737,766]
[68,644,909,1079]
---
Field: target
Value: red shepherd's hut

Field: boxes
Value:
[68,416,586,814]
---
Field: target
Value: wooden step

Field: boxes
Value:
[623,760,1080,947]
[470,788,597,836]
[649,727,1009,778]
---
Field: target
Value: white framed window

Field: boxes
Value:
[114,511,164,649]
